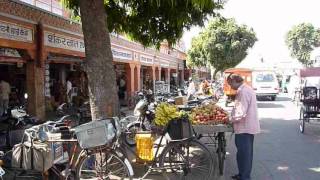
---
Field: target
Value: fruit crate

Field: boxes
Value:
[192,124,233,134]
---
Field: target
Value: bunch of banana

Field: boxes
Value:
[154,103,179,126]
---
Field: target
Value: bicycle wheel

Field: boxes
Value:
[159,139,214,180]
[76,150,132,180]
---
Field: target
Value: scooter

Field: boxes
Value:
[122,92,156,146]
[0,94,39,151]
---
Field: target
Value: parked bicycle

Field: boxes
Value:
[45,117,133,180]
[0,117,133,180]
[118,116,214,180]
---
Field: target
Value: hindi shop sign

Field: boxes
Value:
[160,59,169,67]
[140,55,153,64]
[44,31,85,52]
[111,48,132,61]
[0,20,33,42]
[0,48,21,57]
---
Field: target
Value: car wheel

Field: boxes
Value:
[271,96,276,101]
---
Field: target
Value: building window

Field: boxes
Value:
[19,0,64,16]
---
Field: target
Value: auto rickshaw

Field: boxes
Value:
[223,68,252,106]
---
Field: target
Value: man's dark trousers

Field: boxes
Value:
[235,133,254,180]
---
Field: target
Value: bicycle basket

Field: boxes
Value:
[74,118,117,149]
[167,116,193,140]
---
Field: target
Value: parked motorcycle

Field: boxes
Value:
[123,91,156,146]
[55,103,83,128]
[0,105,39,151]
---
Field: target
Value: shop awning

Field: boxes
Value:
[47,53,83,63]
[300,67,320,77]
[0,56,25,63]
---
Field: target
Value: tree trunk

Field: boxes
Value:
[79,0,119,120]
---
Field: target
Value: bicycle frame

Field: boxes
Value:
[119,127,196,179]
[47,139,82,179]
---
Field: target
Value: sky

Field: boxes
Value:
[182,0,320,68]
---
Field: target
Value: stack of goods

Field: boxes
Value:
[154,103,180,127]
[154,103,190,127]
[190,102,229,125]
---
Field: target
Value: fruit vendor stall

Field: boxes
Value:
[154,101,233,176]
[189,102,233,175]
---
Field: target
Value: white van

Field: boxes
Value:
[252,70,280,100]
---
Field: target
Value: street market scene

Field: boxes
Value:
[0,0,320,180]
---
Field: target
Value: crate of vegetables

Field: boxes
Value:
[190,102,230,125]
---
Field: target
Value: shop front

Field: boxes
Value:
[158,58,171,93]
[45,53,87,112]
[160,59,170,83]
[112,47,135,104]
[140,54,155,91]
[0,48,27,108]
[170,69,178,88]
[43,29,86,113]
[114,62,128,106]
[0,17,42,117]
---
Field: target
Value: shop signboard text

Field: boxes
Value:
[140,55,153,64]
[44,31,85,52]
[0,20,33,42]
[0,48,21,57]
[111,48,132,61]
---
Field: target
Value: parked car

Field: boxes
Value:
[252,70,279,101]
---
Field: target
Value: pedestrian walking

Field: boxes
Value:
[227,74,260,180]
[288,72,300,101]
[0,78,11,116]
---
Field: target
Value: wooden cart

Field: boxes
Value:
[193,124,233,175]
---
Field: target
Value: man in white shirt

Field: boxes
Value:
[0,79,11,116]
[288,73,300,100]
[228,74,260,180]
[187,78,196,100]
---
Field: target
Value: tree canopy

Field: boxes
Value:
[187,17,257,75]
[61,0,225,119]
[64,0,225,47]
[186,32,207,67]
[285,23,320,66]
